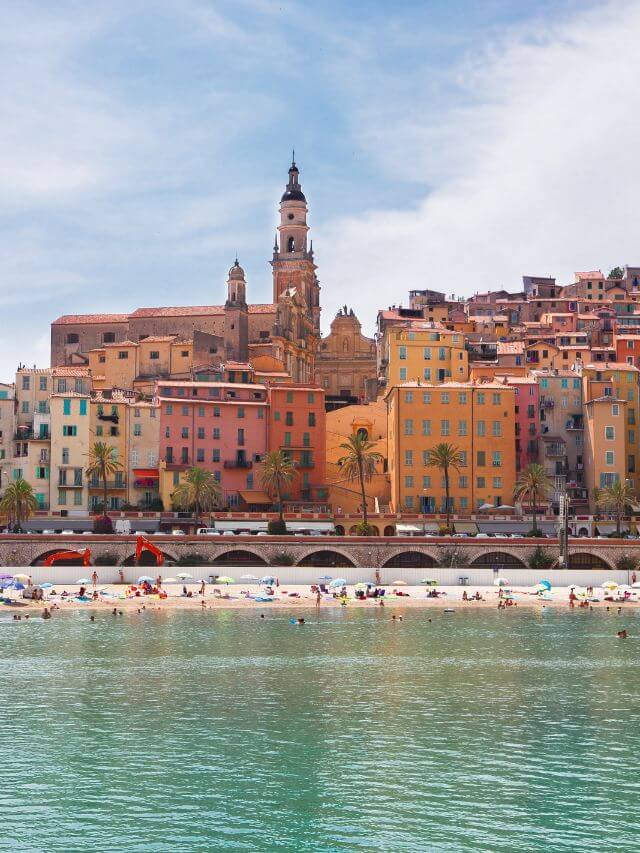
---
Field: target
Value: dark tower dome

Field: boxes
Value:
[281,156,306,202]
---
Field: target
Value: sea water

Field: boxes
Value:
[1,607,639,852]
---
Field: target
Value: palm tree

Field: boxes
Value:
[336,433,383,530]
[0,478,39,531]
[259,450,297,525]
[86,442,122,515]
[172,467,221,528]
[426,442,464,532]
[597,479,635,537]
[513,463,553,536]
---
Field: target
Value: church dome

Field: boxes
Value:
[281,188,306,202]
[228,259,245,280]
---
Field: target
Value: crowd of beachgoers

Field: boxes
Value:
[1,572,639,621]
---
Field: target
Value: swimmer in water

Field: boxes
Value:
[90,615,95,622]
[617,629,628,638]
[42,608,51,619]
[297,617,305,625]
[260,614,265,619]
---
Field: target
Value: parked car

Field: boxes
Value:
[197,528,219,536]
[171,529,186,536]
[60,530,75,535]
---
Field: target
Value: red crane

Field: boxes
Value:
[135,535,164,567]
[43,548,91,567]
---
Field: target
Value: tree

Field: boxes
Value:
[259,450,297,530]
[438,546,470,568]
[426,442,464,532]
[608,266,624,280]
[0,478,39,531]
[336,433,383,531]
[528,546,555,573]
[514,464,553,536]
[86,442,123,521]
[597,479,635,537]
[172,467,221,528]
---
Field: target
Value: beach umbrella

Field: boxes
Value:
[240,574,259,581]
[494,577,510,586]
[602,581,618,589]
[421,578,438,585]
[137,575,155,584]
[329,578,347,588]
[538,580,552,591]
[393,580,408,585]
[176,572,193,580]
[618,584,632,592]
[260,576,276,585]
[354,582,371,591]
[216,576,235,584]
[632,581,640,589]
[163,577,178,583]
[76,578,90,585]
[39,582,53,589]
[13,574,31,582]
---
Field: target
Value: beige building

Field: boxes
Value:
[0,383,15,492]
[15,367,51,429]
[128,400,160,508]
[315,307,376,401]
[583,396,627,510]
[325,399,389,516]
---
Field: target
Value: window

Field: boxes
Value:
[213,428,220,440]
[181,405,188,416]
[459,476,468,489]
[458,420,467,437]
[476,392,485,405]
[492,393,501,405]
[103,333,115,343]
[422,420,431,436]
[477,451,486,466]
[39,376,47,391]
[527,404,535,418]
[404,475,414,488]
[605,426,615,440]
[492,421,502,437]
[460,497,468,510]
[561,378,568,389]
[423,347,431,360]
[404,419,413,436]
[196,448,205,463]
[540,378,548,389]
[197,427,204,440]
[399,345,407,360]
[149,351,160,360]
[212,449,220,462]
[134,423,142,437]
[493,451,502,467]
[22,376,30,390]
[181,427,189,439]
[58,379,67,393]
[21,402,29,414]
[438,347,446,360]
[600,472,618,488]
[285,411,293,426]
[399,368,407,381]
[573,378,580,389]
[181,447,189,464]
[459,451,467,467]
[476,477,485,489]
[286,391,293,404]
[79,399,87,416]
[440,419,450,436]
[213,406,220,418]
[284,432,291,447]
[422,450,430,466]
[405,391,413,403]
[238,407,245,419]
[605,451,615,465]
[612,404,619,416]
[458,392,467,404]
[166,447,173,463]
[477,421,486,437]
[307,392,315,404]
[166,404,173,415]
[630,430,635,444]
[62,425,77,436]
[441,392,449,404]
[493,477,502,489]
[423,368,431,381]
[63,399,71,416]
[405,450,413,467]
[423,392,431,404]
[118,351,128,360]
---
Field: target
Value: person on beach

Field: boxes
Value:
[156,575,162,588]
[92,571,98,589]
[42,608,51,619]
[119,570,125,584]
[315,589,321,608]
[462,590,468,601]
[199,580,205,596]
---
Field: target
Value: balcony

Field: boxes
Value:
[565,415,583,430]
[58,481,83,488]
[98,412,119,424]
[545,443,566,457]
[14,430,33,441]
[223,459,252,469]
[89,479,127,489]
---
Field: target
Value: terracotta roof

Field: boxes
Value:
[224,361,254,369]
[129,306,224,318]
[52,367,91,377]
[103,340,138,348]
[583,362,640,371]
[575,271,604,280]
[496,341,524,355]
[52,313,129,325]
[141,336,182,343]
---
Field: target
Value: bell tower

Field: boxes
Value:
[224,259,248,362]
[271,156,320,332]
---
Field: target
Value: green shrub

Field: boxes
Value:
[94,552,119,566]
[616,555,638,573]
[525,528,546,538]
[270,551,295,566]
[267,519,288,535]
[528,546,555,572]
[354,521,375,536]
[175,553,209,567]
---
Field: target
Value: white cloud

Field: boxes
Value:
[319,0,640,332]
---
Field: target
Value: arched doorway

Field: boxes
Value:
[384,525,396,537]
[211,550,268,567]
[334,525,345,536]
[383,552,436,568]
[568,552,612,570]
[470,552,527,570]
[297,550,355,568]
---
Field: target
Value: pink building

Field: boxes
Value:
[158,380,268,506]
[505,377,540,472]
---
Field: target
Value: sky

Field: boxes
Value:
[2,0,640,381]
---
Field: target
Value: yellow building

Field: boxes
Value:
[581,362,640,494]
[50,393,91,513]
[88,394,129,511]
[325,399,389,516]
[89,337,194,394]
[128,400,160,508]
[382,323,468,388]
[386,382,517,514]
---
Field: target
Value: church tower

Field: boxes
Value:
[224,259,248,362]
[271,157,321,332]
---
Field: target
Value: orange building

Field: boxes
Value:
[385,382,517,514]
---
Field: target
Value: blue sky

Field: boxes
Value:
[2,0,639,381]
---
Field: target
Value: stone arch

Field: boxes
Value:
[470,551,527,570]
[367,526,380,536]
[30,549,91,567]
[297,549,356,568]
[383,551,437,569]
[334,524,345,536]
[383,525,396,537]
[567,551,614,570]
[211,549,268,567]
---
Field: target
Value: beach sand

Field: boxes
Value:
[4,583,635,613]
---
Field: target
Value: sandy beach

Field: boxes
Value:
[3,582,638,613]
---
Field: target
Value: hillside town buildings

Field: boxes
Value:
[4,159,640,530]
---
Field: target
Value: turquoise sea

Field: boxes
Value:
[1,607,640,852]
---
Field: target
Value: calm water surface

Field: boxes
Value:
[1,607,640,852]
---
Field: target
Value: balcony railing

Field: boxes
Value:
[89,479,127,489]
[223,460,252,469]
[545,444,566,457]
